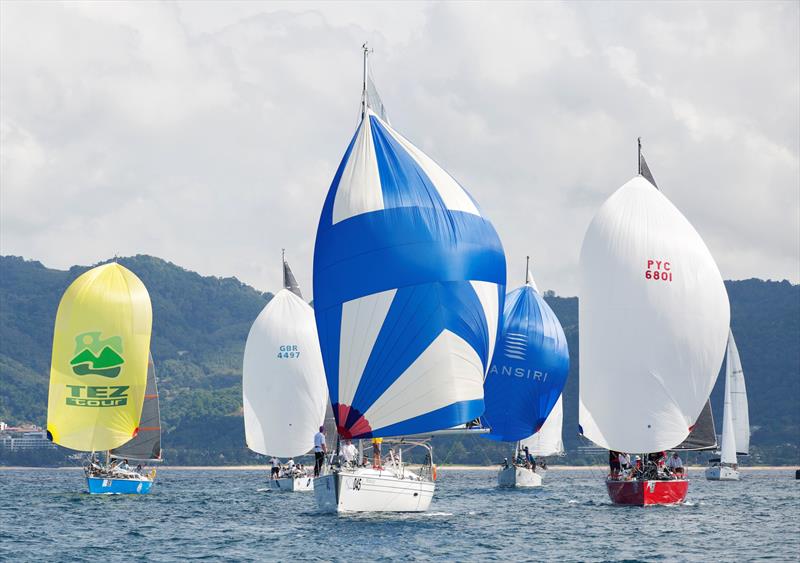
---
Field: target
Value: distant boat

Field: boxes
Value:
[312,45,505,513]
[242,254,328,492]
[482,259,569,488]
[706,329,750,481]
[578,140,730,506]
[46,262,156,494]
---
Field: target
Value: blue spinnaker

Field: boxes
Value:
[313,110,506,439]
[482,280,569,442]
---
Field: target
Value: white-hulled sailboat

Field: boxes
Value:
[579,140,730,505]
[312,45,505,513]
[706,329,750,481]
[482,259,569,488]
[242,254,328,492]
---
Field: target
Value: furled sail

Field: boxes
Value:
[482,268,569,442]
[673,399,717,451]
[313,73,506,439]
[520,394,564,457]
[578,173,730,453]
[727,329,750,455]
[242,267,327,458]
[47,263,152,452]
[110,353,162,461]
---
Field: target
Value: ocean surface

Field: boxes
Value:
[1,468,798,562]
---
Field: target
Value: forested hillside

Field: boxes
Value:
[1,255,797,465]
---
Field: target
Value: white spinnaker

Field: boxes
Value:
[520,394,564,457]
[243,290,327,457]
[726,330,750,455]
[578,176,730,453]
[720,360,738,465]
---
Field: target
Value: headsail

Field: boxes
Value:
[719,356,738,465]
[282,252,303,299]
[111,353,162,461]
[313,52,506,439]
[520,394,564,457]
[243,277,328,458]
[727,329,750,455]
[47,263,152,452]
[578,162,730,453]
[638,137,658,189]
[673,399,717,451]
[482,264,569,442]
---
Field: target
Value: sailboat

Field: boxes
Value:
[242,253,328,492]
[482,259,569,488]
[46,262,155,494]
[312,45,506,513]
[706,329,750,481]
[578,140,730,506]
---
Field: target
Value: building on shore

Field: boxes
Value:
[0,422,57,450]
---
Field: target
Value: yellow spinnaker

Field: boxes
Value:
[47,263,152,452]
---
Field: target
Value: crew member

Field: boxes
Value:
[340,439,358,465]
[667,452,684,476]
[609,450,621,479]
[270,456,280,479]
[313,426,327,477]
[372,437,383,468]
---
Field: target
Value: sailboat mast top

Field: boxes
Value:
[637,137,642,176]
[361,42,371,119]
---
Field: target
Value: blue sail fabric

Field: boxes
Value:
[313,111,506,439]
[482,284,569,442]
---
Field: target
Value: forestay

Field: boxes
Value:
[110,353,162,461]
[313,102,506,439]
[482,271,569,442]
[242,279,327,457]
[578,175,730,453]
[47,263,152,452]
[727,330,750,455]
[520,394,564,457]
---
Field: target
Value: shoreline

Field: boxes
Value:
[0,464,795,471]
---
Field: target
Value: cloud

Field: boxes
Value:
[1,0,797,297]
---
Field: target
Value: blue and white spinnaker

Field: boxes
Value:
[482,267,569,442]
[313,105,506,439]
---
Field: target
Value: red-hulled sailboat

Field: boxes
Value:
[578,140,730,506]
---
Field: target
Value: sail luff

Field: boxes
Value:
[720,357,738,465]
[727,330,750,455]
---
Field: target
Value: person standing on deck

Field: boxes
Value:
[372,437,383,469]
[270,456,280,479]
[313,426,327,477]
[340,439,357,465]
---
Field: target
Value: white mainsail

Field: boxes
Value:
[727,329,750,455]
[242,286,327,458]
[719,356,738,465]
[578,175,730,453]
[520,394,564,457]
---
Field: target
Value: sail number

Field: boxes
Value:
[645,259,673,282]
[277,345,300,359]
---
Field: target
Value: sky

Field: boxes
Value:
[1,1,798,297]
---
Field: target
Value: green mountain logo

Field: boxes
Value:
[70,332,124,378]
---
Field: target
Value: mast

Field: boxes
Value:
[637,137,642,175]
[361,42,371,119]
[525,256,530,285]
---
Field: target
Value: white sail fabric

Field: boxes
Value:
[579,175,730,453]
[520,394,564,457]
[720,359,738,465]
[727,330,750,455]
[242,289,327,457]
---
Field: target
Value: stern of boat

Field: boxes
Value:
[86,476,153,495]
[606,479,688,506]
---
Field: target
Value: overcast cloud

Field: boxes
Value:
[1,1,798,297]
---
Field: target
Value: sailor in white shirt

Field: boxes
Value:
[340,440,358,465]
[287,458,296,475]
[618,452,631,471]
[667,452,684,475]
[270,456,281,479]
[313,426,327,477]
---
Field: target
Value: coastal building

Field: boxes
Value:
[0,422,57,450]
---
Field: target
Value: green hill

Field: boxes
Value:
[0,255,797,465]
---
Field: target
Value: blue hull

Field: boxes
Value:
[86,476,153,494]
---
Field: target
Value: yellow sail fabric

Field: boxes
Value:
[47,263,152,452]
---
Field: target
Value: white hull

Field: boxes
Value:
[314,467,434,513]
[269,475,314,491]
[705,466,740,481]
[497,466,543,488]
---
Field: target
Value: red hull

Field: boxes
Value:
[606,479,688,506]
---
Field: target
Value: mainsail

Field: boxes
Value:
[520,394,565,457]
[47,263,152,452]
[727,329,750,455]
[313,64,506,439]
[482,265,569,442]
[242,263,328,458]
[673,399,717,451]
[110,353,162,461]
[578,168,730,453]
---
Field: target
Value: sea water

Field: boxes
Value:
[1,468,797,561]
